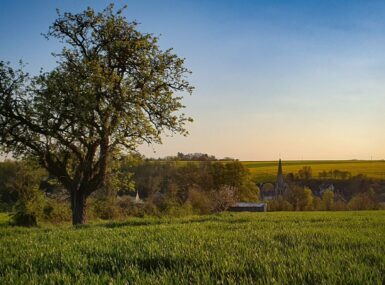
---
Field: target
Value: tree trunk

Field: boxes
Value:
[71,189,87,225]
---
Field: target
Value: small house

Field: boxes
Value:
[228,202,267,212]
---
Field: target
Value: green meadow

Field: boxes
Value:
[1,211,384,284]
[241,160,385,182]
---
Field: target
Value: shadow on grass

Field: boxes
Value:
[98,214,250,229]
[101,217,217,228]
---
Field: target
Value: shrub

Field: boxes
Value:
[185,187,212,214]
[321,190,334,210]
[210,185,237,213]
[348,190,379,210]
[143,200,161,216]
[268,198,293,211]
[312,197,322,210]
[332,200,348,211]
[43,198,71,223]
[285,186,309,211]
[8,161,47,226]
[116,196,146,217]
[92,198,123,220]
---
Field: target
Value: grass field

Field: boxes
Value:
[241,160,385,182]
[1,211,384,284]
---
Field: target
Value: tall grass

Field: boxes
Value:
[0,211,384,284]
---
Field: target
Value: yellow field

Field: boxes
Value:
[241,160,385,182]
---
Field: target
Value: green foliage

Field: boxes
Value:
[1,211,384,284]
[91,197,123,220]
[238,182,260,202]
[0,160,22,211]
[42,198,72,224]
[285,186,309,211]
[133,160,258,214]
[304,187,314,210]
[0,4,193,225]
[185,187,212,214]
[298,166,312,180]
[8,161,47,226]
[322,190,334,211]
[0,212,10,225]
[268,197,294,211]
[348,189,379,210]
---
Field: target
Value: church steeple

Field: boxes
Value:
[275,159,286,196]
[277,159,283,178]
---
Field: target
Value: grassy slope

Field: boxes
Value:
[0,211,384,284]
[241,160,385,182]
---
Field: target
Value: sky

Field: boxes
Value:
[0,0,384,160]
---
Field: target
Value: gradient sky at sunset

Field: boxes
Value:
[1,0,384,160]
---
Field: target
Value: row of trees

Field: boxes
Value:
[284,166,381,201]
[133,160,259,214]
[285,166,352,181]
[159,152,235,161]
[268,166,382,211]
[0,159,261,224]
[318,169,352,180]
[1,158,383,226]
[269,187,380,211]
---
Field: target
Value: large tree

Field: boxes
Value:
[0,5,193,225]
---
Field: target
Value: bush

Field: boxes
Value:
[210,186,237,213]
[7,161,47,226]
[143,200,161,216]
[185,187,212,214]
[12,212,38,227]
[268,198,293,211]
[321,190,334,210]
[348,190,379,210]
[92,198,123,220]
[332,200,348,211]
[11,186,46,227]
[312,197,322,210]
[117,196,146,217]
[165,202,193,217]
[43,198,71,223]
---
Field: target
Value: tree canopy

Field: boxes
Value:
[0,4,193,224]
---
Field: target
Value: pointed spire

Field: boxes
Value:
[135,191,140,203]
[277,159,283,177]
[275,159,285,196]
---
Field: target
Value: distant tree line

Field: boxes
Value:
[0,157,259,225]
[1,160,384,226]
[267,166,384,211]
[157,152,235,161]
[268,187,380,212]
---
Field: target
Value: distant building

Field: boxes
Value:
[274,159,288,197]
[228,202,267,212]
[135,191,143,204]
[319,183,335,196]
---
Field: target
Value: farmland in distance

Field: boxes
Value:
[241,160,385,182]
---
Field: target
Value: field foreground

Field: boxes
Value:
[1,212,385,284]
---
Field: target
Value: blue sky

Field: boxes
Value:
[1,0,384,160]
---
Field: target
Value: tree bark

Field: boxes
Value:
[71,189,87,225]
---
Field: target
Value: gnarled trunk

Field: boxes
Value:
[71,189,87,225]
